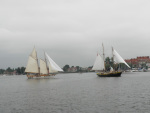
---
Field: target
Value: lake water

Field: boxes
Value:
[0,72,150,113]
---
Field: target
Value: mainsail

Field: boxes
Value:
[92,54,105,71]
[45,52,63,73]
[25,48,39,73]
[40,59,48,74]
[113,49,130,68]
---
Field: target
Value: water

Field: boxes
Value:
[0,72,150,113]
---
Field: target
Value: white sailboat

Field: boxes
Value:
[25,47,63,78]
[92,44,130,77]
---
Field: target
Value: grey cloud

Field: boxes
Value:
[0,0,150,69]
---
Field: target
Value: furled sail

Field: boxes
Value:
[25,56,39,73]
[92,54,105,71]
[40,59,48,74]
[45,52,63,73]
[113,49,130,68]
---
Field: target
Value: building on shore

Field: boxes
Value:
[125,56,150,68]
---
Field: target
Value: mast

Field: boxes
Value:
[44,51,49,75]
[112,47,114,71]
[32,46,40,74]
[35,48,40,75]
[37,54,40,75]
[102,43,106,71]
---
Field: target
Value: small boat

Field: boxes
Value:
[25,47,63,79]
[130,68,139,72]
[92,44,130,77]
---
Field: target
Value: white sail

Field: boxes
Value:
[92,54,105,71]
[25,56,39,73]
[30,47,37,60]
[113,49,130,68]
[45,52,63,72]
[40,59,48,74]
[48,62,58,73]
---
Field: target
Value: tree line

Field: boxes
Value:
[0,57,131,75]
[0,67,25,75]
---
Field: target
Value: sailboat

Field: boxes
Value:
[25,47,63,79]
[92,44,130,77]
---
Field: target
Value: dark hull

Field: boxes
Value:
[97,71,122,77]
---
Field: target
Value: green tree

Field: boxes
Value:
[6,67,13,72]
[105,57,111,71]
[63,65,70,72]
[105,57,110,64]
[0,69,5,74]
[16,67,21,75]
[20,67,25,74]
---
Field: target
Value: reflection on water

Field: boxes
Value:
[0,72,150,113]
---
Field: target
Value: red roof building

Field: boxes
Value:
[125,56,150,67]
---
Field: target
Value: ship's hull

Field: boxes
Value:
[27,74,56,79]
[97,71,122,77]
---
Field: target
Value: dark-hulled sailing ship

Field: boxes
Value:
[92,44,130,77]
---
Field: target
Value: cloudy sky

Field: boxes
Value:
[0,0,150,69]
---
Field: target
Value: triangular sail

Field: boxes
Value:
[40,59,48,74]
[30,47,37,60]
[25,56,39,73]
[45,52,63,72]
[113,49,130,68]
[48,62,58,73]
[92,54,105,71]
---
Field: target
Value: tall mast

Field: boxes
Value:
[37,50,40,75]
[102,43,106,71]
[44,51,49,74]
[112,47,114,71]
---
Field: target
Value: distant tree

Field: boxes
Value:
[63,65,70,72]
[105,64,110,71]
[76,66,80,72]
[0,69,5,74]
[105,57,110,64]
[6,67,13,72]
[105,57,111,71]
[16,67,21,75]
[20,67,25,74]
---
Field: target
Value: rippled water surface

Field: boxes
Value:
[0,72,150,113]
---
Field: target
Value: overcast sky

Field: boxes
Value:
[0,0,150,69]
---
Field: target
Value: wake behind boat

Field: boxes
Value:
[92,44,130,77]
[25,47,63,79]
